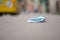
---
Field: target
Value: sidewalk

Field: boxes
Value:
[0,13,60,40]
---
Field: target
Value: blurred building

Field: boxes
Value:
[49,0,57,13]
[56,0,60,13]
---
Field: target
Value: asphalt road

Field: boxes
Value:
[0,13,60,40]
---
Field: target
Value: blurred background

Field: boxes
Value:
[0,0,60,14]
[0,0,60,40]
[18,0,60,14]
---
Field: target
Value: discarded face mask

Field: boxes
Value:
[27,16,46,23]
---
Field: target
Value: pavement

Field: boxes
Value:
[0,13,60,40]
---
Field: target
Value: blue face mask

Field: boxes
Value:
[31,16,45,21]
[27,16,46,23]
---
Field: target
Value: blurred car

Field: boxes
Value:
[0,0,20,15]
